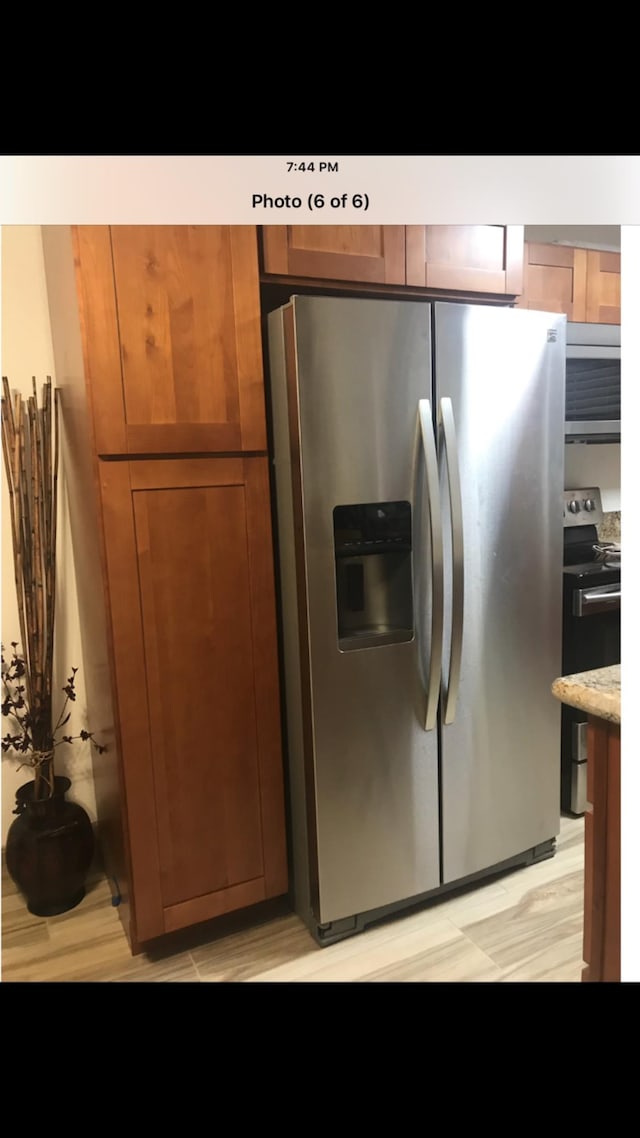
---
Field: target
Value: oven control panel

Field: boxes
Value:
[563,487,603,527]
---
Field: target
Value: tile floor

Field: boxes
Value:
[1,814,585,982]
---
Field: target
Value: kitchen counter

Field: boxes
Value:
[551,664,620,725]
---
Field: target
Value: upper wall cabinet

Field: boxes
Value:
[516,242,586,320]
[517,243,620,324]
[261,224,525,299]
[584,251,620,324]
[73,226,267,456]
[405,225,524,295]
[261,225,406,285]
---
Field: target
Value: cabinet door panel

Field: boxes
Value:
[74,226,266,455]
[99,456,287,940]
[586,251,621,324]
[602,726,620,981]
[516,242,587,320]
[262,225,405,284]
[583,719,620,983]
[406,225,524,294]
[134,481,264,907]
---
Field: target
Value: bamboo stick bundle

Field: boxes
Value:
[2,375,59,797]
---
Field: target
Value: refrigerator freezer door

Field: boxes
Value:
[273,296,441,928]
[434,303,565,884]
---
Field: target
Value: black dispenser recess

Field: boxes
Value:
[333,501,414,651]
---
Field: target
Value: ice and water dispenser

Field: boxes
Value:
[333,501,414,651]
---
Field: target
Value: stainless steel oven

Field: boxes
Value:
[561,487,620,813]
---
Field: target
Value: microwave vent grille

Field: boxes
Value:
[565,358,621,422]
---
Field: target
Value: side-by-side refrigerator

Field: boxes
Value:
[267,297,566,945]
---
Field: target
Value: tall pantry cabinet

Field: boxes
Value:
[43,225,288,951]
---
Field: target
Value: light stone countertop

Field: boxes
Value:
[551,664,621,725]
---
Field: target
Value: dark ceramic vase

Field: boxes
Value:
[5,775,95,917]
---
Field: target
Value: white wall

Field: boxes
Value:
[524,226,621,252]
[1,226,97,843]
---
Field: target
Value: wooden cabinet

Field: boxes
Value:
[405,225,524,295]
[261,225,525,298]
[73,226,267,455]
[583,716,620,982]
[261,225,406,285]
[44,225,288,951]
[517,242,620,324]
[99,456,287,942]
[517,242,587,319]
[585,251,621,324]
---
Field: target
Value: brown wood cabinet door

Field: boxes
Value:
[261,225,405,284]
[405,225,524,294]
[586,251,621,324]
[516,242,587,320]
[582,718,620,982]
[98,455,287,942]
[73,226,267,456]
[602,725,621,980]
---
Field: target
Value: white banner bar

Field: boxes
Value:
[0,154,638,223]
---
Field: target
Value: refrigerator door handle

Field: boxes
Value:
[418,399,444,731]
[440,397,464,725]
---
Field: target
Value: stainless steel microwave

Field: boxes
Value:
[565,322,621,442]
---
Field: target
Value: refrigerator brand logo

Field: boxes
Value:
[547,329,558,342]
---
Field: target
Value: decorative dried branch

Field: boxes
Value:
[1,376,59,795]
[3,377,105,799]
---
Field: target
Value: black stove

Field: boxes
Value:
[563,527,620,589]
[560,488,620,814]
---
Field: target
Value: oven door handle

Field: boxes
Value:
[573,584,621,616]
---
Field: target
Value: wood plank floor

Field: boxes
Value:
[1,814,585,982]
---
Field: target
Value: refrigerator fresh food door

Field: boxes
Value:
[273,296,441,928]
[434,303,565,884]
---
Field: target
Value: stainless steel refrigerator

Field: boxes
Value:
[267,296,566,945]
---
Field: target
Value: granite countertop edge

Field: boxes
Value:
[551,664,621,725]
